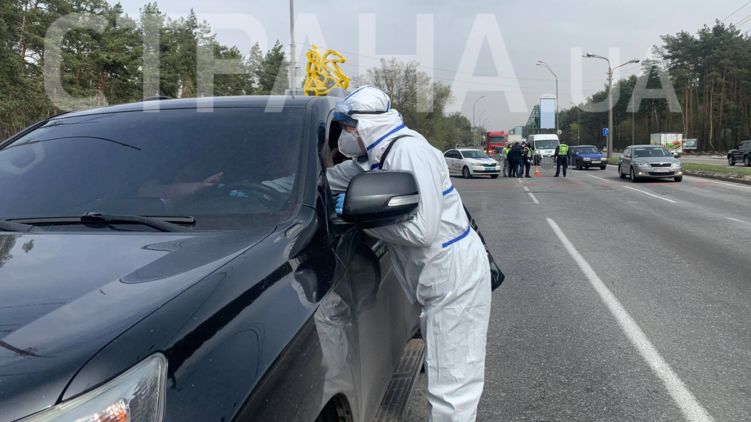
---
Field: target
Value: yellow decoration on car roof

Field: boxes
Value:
[303,45,350,96]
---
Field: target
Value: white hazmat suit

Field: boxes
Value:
[326,86,492,421]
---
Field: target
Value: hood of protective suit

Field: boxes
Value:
[352,109,411,166]
[338,86,413,168]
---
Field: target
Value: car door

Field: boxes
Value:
[621,147,631,173]
[444,150,457,174]
[743,141,751,162]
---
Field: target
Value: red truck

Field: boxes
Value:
[485,130,508,155]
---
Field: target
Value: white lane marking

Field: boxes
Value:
[623,186,678,204]
[685,176,751,192]
[523,186,530,192]
[546,218,714,422]
[528,192,540,204]
[586,174,611,183]
[727,217,751,227]
[517,178,523,184]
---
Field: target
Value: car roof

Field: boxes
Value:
[457,148,482,151]
[52,95,334,120]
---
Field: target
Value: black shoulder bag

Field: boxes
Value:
[378,136,506,291]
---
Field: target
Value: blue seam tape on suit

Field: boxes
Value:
[442,186,455,196]
[366,124,406,151]
[442,226,471,248]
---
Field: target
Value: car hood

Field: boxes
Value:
[468,158,497,165]
[0,228,272,420]
[575,152,605,158]
[634,157,679,164]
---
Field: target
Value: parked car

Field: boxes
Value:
[568,145,607,170]
[728,140,751,166]
[0,96,423,422]
[444,148,500,179]
[618,145,684,182]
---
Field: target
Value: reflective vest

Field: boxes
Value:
[502,147,510,157]
[559,144,569,155]
[527,148,533,159]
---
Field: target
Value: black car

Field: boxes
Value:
[0,96,422,421]
[728,140,751,166]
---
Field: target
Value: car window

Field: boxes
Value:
[0,108,307,230]
[633,147,670,158]
[534,140,559,149]
[461,150,489,159]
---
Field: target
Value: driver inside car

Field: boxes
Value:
[138,170,225,200]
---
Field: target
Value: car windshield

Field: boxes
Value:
[534,140,559,149]
[633,147,671,158]
[576,147,600,154]
[0,108,306,230]
[462,150,489,159]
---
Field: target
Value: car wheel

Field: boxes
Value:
[491,174,499,179]
[600,165,607,170]
[619,164,626,179]
[674,176,683,182]
[463,166,472,179]
[745,156,751,167]
[728,156,736,166]
[630,167,638,183]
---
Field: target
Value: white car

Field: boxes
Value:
[444,148,501,179]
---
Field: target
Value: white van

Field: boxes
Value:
[529,134,560,164]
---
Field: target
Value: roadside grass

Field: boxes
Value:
[684,162,751,176]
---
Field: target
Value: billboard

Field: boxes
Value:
[540,97,556,129]
[683,138,698,150]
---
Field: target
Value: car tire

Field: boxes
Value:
[674,176,683,182]
[630,167,639,183]
[619,164,626,179]
[463,166,472,179]
[491,174,499,179]
[745,156,751,167]
[728,156,736,166]
[600,165,607,170]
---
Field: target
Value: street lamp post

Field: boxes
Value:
[472,95,486,148]
[536,61,559,134]
[289,0,296,90]
[583,53,640,159]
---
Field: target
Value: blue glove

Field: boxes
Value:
[335,193,345,216]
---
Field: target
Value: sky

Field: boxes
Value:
[113,0,750,130]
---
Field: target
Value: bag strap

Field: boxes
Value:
[378,134,412,170]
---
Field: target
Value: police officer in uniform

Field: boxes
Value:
[554,142,570,177]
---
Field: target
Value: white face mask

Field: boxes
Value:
[338,131,365,158]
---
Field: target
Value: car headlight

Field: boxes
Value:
[21,354,168,422]
[637,162,651,169]
[671,162,681,168]
[583,157,591,161]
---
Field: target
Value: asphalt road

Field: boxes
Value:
[404,166,751,421]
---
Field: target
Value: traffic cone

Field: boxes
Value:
[534,166,541,177]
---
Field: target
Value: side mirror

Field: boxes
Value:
[341,171,419,228]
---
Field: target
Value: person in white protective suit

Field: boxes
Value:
[326,86,492,422]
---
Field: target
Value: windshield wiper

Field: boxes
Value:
[0,220,37,233]
[9,213,195,232]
